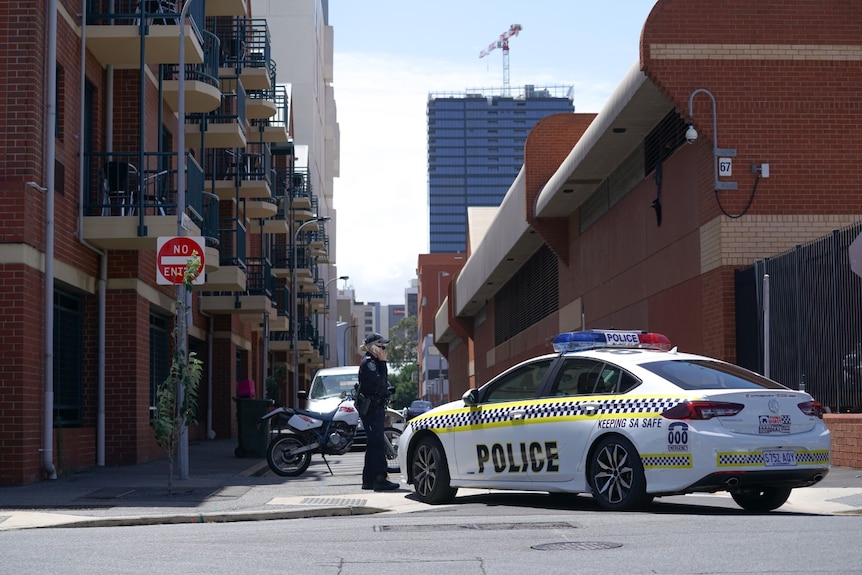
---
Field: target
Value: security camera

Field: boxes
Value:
[685,125,698,144]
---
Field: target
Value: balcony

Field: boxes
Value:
[85,0,204,67]
[186,78,247,149]
[251,85,290,144]
[215,19,274,92]
[206,145,273,202]
[162,30,221,114]
[200,217,246,293]
[81,151,214,251]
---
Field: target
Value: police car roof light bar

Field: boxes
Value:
[552,330,672,353]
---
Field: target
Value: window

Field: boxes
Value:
[549,358,641,396]
[481,359,553,403]
[54,290,83,426]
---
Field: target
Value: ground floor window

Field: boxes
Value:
[149,313,170,418]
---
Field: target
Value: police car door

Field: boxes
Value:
[533,358,610,483]
[452,359,552,484]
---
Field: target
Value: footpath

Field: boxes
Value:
[1,439,861,531]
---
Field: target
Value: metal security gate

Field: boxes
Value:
[737,222,862,413]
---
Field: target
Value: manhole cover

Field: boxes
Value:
[532,541,623,551]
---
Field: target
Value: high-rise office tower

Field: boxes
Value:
[427,85,574,253]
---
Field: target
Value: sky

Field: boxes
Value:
[329,1,657,305]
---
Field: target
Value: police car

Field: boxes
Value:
[398,330,831,512]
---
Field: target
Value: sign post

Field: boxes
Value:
[157,236,206,285]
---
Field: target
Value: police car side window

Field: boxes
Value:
[483,360,552,403]
[549,359,603,397]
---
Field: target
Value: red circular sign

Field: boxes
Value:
[157,237,204,285]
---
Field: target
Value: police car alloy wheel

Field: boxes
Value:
[589,435,651,511]
[412,437,457,504]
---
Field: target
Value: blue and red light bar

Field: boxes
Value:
[552,330,672,353]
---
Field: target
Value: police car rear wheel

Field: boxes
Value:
[589,435,649,511]
[412,437,457,504]
[730,486,792,512]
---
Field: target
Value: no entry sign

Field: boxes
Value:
[157,236,206,285]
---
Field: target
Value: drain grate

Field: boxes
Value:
[298,497,367,507]
[376,521,577,532]
[532,541,623,551]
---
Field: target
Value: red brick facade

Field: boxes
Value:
[0,1,277,485]
[433,0,862,465]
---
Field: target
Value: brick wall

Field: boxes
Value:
[825,414,862,469]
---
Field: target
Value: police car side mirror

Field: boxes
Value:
[462,388,478,406]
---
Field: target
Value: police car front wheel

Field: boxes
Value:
[589,435,650,511]
[411,436,457,505]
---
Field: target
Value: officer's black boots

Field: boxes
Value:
[373,474,399,491]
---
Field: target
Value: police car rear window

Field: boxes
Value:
[640,359,787,391]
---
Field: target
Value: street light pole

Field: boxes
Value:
[176,0,193,480]
[437,270,450,308]
[322,275,348,367]
[293,216,330,405]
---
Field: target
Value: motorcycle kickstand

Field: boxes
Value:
[320,454,334,475]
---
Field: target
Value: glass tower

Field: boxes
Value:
[427,85,574,254]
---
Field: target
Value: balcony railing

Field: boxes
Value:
[86,0,204,42]
[84,150,205,225]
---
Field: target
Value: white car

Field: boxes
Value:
[398,330,831,512]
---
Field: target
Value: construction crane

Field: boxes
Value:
[479,24,522,96]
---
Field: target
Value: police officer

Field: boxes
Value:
[358,332,399,491]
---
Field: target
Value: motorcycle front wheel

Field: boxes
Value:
[266,434,312,477]
[383,427,401,474]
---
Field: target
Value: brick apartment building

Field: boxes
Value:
[0,0,340,485]
[427,0,862,465]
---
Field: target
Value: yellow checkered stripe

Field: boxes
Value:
[641,453,693,469]
[409,395,682,433]
[716,449,830,467]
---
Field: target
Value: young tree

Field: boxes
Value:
[386,316,418,369]
[150,251,203,494]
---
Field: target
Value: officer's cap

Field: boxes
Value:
[363,332,390,346]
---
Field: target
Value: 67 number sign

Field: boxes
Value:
[157,236,206,285]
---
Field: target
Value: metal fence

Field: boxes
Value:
[745,222,862,413]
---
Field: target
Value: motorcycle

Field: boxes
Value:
[260,394,401,477]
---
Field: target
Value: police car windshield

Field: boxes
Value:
[640,359,787,391]
[309,374,359,399]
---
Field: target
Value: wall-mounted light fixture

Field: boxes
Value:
[687,88,737,192]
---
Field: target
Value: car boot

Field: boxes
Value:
[373,474,399,491]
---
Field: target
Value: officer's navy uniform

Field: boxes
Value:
[358,334,399,491]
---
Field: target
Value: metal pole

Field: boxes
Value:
[293,217,330,405]
[763,273,770,379]
[176,0,193,480]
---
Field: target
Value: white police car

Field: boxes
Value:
[398,330,831,512]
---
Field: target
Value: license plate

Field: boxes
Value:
[762,450,797,467]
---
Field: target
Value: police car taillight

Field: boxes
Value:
[662,400,745,420]
[552,330,672,352]
[797,400,824,419]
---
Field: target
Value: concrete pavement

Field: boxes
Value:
[0,439,860,531]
